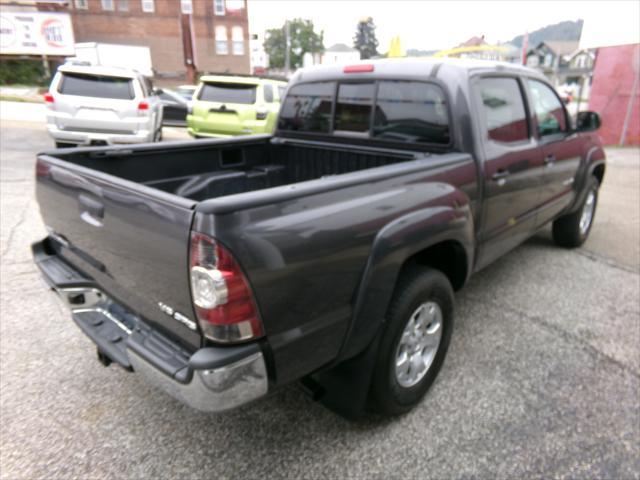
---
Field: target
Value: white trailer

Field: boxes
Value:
[70,42,153,77]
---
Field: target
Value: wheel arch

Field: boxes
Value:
[337,204,474,363]
[592,162,605,185]
[567,144,606,214]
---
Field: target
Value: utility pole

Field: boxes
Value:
[41,54,50,79]
[180,12,196,84]
[284,20,290,75]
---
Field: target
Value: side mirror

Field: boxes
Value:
[576,111,601,132]
[153,88,164,95]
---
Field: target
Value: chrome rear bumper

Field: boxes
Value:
[35,241,269,413]
[128,348,268,412]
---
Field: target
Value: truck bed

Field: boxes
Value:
[52,135,419,202]
[35,135,446,352]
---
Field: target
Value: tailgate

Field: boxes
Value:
[193,101,256,134]
[193,80,259,134]
[35,155,201,349]
[54,96,140,134]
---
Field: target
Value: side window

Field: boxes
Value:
[527,79,567,136]
[334,82,375,134]
[373,81,450,144]
[141,77,153,97]
[263,84,274,103]
[477,77,529,143]
[278,81,334,133]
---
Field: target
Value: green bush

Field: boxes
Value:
[0,59,47,86]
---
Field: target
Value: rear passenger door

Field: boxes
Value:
[525,79,582,226]
[473,76,545,269]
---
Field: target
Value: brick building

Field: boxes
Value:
[44,0,251,80]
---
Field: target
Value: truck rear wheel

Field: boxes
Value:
[552,176,599,248]
[368,267,454,416]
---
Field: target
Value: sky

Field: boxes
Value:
[247,0,640,52]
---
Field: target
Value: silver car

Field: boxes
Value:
[44,64,163,147]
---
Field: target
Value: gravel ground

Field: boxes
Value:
[1,118,639,479]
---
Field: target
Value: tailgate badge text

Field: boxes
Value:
[158,302,197,331]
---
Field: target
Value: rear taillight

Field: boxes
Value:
[43,92,54,103]
[189,232,264,343]
[137,101,149,111]
[36,159,50,177]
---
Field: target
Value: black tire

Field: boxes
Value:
[54,141,75,148]
[552,176,599,248]
[368,267,454,416]
[153,127,163,142]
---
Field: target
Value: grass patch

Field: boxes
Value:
[0,95,42,103]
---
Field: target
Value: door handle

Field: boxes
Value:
[491,169,510,186]
[492,169,510,180]
[544,154,556,166]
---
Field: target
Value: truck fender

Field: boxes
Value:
[567,144,606,214]
[312,199,474,419]
[340,196,475,363]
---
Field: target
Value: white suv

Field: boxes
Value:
[44,64,163,147]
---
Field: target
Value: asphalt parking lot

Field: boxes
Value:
[1,112,639,479]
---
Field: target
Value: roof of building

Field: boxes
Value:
[457,36,487,48]
[535,40,580,57]
[325,43,359,53]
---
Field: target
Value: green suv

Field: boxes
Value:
[187,75,287,138]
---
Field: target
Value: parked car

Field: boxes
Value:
[176,85,197,100]
[187,75,287,138]
[158,89,189,127]
[33,58,605,419]
[44,64,163,147]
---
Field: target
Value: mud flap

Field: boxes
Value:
[311,325,384,420]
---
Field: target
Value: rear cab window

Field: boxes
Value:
[58,72,135,100]
[278,79,451,147]
[278,81,334,133]
[334,83,375,136]
[373,81,449,144]
[198,82,257,104]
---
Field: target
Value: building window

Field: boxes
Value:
[74,0,88,9]
[215,26,228,55]
[214,0,225,15]
[180,0,192,14]
[101,0,114,10]
[225,0,244,12]
[232,26,244,55]
[117,0,128,11]
[141,0,154,12]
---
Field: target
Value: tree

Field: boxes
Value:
[353,17,379,60]
[264,19,324,69]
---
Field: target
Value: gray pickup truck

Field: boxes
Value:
[32,59,606,419]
